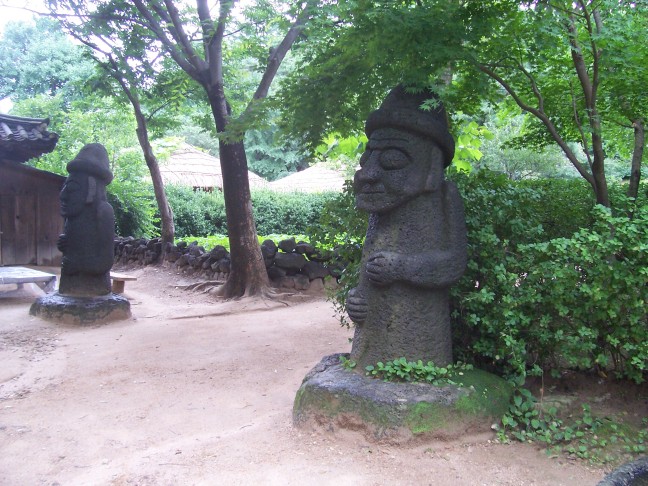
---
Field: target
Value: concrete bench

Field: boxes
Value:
[110,272,137,294]
[0,266,57,293]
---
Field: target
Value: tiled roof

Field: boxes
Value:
[0,114,59,163]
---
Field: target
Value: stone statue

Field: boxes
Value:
[57,143,115,296]
[346,85,468,369]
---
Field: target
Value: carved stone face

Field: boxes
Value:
[353,128,442,213]
[60,172,89,218]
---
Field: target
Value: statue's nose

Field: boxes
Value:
[357,152,381,183]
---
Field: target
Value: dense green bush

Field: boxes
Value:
[308,170,648,383]
[251,190,336,236]
[163,185,336,238]
[109,188,159,238]
[164,185,228,237]
[517,177,595,239]
[455,196,647,383]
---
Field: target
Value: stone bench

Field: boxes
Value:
[0,266,57,293]
[110,272,137,294]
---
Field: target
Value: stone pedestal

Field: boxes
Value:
[294,354,512,443]
[30,292,131,325]
[598,456,648,486]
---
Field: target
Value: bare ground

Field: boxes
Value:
[0,265,620,485]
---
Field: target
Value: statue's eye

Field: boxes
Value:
[379,149,409,170]
[63,181,82,194]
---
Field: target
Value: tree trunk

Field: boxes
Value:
[133,110,175,252]
[217,140,270,298]
[628,118,644,202]
[107,65,176,252]
[591,150,610,207]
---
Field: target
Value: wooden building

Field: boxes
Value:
[0,114,63,266]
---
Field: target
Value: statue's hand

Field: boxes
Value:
[346,287,368,323]
[57,234,67,253]
[366,251,400,286]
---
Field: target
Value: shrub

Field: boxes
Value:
[307,181,367,326]
[251,190,336,236]
[163,185,336,238]
[449,170,549,376]
[517,177,595,239]
[163,185,227,237]
[504,203,647,382]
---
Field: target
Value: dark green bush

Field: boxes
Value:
[517,177,595,239]
[164,185,227,237]
[251,190,336,236]
[110,182,159,238]
[510,204,647,382]
[163,185,336,238]
[453,175,647,383]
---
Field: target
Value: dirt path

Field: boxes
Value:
[0,266,605,485]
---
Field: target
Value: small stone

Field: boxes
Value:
[295,241,314,255]
[278,237,297,253]
[274,252,306,271]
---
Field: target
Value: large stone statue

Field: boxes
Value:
[346,85,468,369]
[58,143,116,296]
[293,87,511,442]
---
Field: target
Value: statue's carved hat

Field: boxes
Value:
[67,143,113,184]
[365,85,455,167]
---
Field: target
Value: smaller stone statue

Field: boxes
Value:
[30,143,130,324]
[346,85,468,369]
[58,143,116,296]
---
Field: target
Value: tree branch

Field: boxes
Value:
[516,61,545,113]
[131,0,200,80]
[161,0,207,73]
[566,11,593,109]
[249,0,316,105]
[569,80,593,169]
[477,62,594,184]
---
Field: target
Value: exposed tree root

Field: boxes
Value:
[178,279,295,306]
[176,280,225,293]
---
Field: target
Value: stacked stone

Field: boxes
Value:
[263,237,331,291]
[114,236,164,266]
[113,236,337,291]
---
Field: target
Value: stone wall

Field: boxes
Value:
[113,236,342,291]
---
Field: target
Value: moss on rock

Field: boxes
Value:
[294,354,513,442]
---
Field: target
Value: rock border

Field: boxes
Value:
[114,236,342,292]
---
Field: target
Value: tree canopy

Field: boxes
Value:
[279,0,646,206]
[0,16,94,102]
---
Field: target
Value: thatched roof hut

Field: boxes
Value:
[268,163,348,193]
[160,144,267,191]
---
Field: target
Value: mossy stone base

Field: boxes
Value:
[293,354,513,443]
[30,292,131,325]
